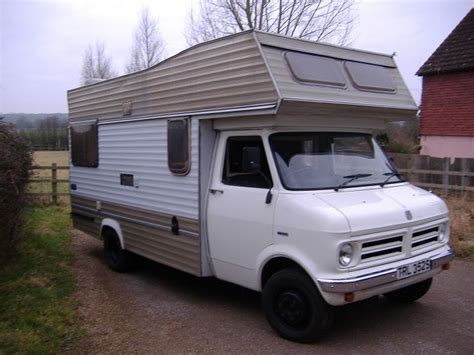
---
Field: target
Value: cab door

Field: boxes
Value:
[207,133,276,290]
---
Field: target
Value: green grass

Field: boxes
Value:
[0,206,80,354]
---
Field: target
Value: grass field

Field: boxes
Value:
[33,151,69,167]
[30,151,69,204]
[0,206,81,353]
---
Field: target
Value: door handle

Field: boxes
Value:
[209,189,224,195]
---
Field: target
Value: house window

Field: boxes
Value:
[222,136,273,189]
[168,118,191,176]
[71,121,98,167]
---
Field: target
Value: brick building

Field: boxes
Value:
[417,9,474,158]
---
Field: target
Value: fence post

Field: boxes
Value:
[442,158,449,196]
[411,155,419,184]
[51,163,58,205]
[460,158,467,196]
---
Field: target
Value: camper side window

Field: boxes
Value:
[222,136,273,189]
[71,122,98,167]
[168,118,191,176]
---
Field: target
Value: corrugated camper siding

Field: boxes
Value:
[68,32,279,122]
[70,117,202,275]
[71,118,199,219]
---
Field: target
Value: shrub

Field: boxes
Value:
[445,196,474,258]
[0,123,33,266]
[376,120,421,154]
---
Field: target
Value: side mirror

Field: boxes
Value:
[242,146,261,172]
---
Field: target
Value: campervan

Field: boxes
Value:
[68,31,453,342]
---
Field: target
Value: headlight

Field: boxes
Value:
[439,222,450,243]
[339,243,353,266]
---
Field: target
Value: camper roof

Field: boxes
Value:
[68,30,418,124]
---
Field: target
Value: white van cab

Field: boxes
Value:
[68,30,453,342]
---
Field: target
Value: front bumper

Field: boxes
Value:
[317,248,454,293]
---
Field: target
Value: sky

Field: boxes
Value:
[0,0,472,113]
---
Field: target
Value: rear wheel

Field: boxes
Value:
[262,268,334,343]
[385,278,433,303]
[103,229,134,272]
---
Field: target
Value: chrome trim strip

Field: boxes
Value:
[318,269,398,293]
[96,103,277,126]
[72,204,199,238]
[318,248,454,293]
[431,248,455,269]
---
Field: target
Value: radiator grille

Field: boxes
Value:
[360,235,403,261]
[355,223,443,267]
[412,226,439,250]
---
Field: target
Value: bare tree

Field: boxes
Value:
[80,41,117,84]
[185,0,354,46]
[126,8,165,73]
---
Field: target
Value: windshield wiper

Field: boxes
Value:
[335,174,372,191]
[380,172,402,187]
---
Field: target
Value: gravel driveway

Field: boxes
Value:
[68,231,474,354]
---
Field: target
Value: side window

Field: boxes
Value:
[71,121,98,167]
[222,136,273,189]
[168,118,191,176]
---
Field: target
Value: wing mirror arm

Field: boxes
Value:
[265,189,273,204]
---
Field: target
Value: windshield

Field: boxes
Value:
[269,132,404,190]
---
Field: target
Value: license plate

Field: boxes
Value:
[397,259,432,280]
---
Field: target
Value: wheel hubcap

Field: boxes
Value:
[276,290,308,327]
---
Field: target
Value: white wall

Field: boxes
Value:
[420,135,474,158]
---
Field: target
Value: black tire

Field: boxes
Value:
[262,268,334,343]
[103,229,134,272]
[385,278,433,303]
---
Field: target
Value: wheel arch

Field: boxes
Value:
[261,257,303,289]
[100,218,125,249]
[260,255,314,290]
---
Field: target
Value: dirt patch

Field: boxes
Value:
[68,230,474,354]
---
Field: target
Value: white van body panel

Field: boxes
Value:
[314,184,448,234]
[207,130,278,288]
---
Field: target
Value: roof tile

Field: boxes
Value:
[417,9,474,76]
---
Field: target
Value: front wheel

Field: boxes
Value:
[384,278,433,303]
[262,268,334,343]
[103,229,135,272]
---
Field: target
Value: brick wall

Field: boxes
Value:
[420,71,474,136]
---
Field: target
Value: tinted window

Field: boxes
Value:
[71,122,98,167]
[285,51,346,87]
[345,61,396,93]
[222,137,272,189]
[168,118,191,175]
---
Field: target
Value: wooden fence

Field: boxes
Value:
[28,164,70,204]
[33,145,68,151]
[389,154,474,196]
